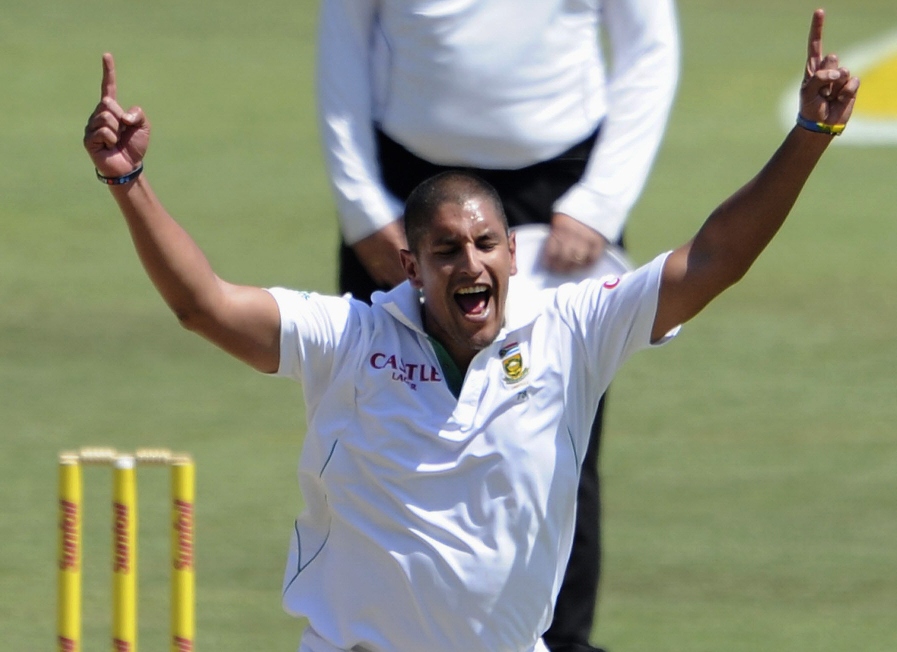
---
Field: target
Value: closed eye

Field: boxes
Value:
[433,246,459,257]
[476,236,500,251]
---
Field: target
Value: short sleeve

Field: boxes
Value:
[265,288,354,386]
[557,252,680,391]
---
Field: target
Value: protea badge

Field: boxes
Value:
[499,341,528,384]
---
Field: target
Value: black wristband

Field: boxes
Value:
[96,163,144,185]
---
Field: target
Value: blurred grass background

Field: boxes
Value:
[1,0,895,650]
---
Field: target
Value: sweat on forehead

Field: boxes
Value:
[403,171,508,252]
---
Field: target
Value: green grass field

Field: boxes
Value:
[2,1,895,650]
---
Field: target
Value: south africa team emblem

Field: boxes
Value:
[499,341,528,384]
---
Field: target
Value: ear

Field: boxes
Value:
[508,230,517,276]
[400,249,424,289]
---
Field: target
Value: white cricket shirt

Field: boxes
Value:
[317,0,679,244]
[269,252,676,652]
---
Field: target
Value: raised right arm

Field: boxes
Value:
[84,54,282,373]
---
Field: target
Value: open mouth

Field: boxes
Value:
[454,284,491,316]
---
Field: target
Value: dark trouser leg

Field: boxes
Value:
[338,240,387,302]
[543,395,606,652]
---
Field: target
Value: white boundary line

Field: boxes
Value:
[778,28,897,145]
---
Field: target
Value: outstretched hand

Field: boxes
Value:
[83,53,150,177]
[800,9,860,127]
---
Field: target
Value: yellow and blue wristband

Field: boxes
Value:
[796,114,846,136]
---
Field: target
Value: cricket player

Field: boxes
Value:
[83,10,857,652]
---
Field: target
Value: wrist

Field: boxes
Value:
[96,163,144,186]
[796,113,845,136]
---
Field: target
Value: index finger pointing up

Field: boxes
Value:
[101,52,117,101]
[806,9,825,73]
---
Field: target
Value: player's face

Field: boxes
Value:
[402,197,517,369]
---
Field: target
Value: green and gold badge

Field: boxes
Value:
[499,341,528,384]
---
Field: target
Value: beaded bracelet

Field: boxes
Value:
[96,163,144,185]
[796,114,845,136]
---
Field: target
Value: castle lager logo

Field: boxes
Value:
[113,640,132,651]
[59,499,79,571]
[58,636,77,652]
[370,352,442,390]
[173,636,194,651]
[173,499,194,571]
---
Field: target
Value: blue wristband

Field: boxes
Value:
[796,114,845,136]
[96,163,144,185]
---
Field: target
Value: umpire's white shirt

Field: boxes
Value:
[268,253,675,652]
[318,0,679,244]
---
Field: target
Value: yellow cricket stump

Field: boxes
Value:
[171,456,195,652]
[56,448,195,652]
[113,455,138,651]
[58,453,82,652]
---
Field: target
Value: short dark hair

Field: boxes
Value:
[403,171,508,253]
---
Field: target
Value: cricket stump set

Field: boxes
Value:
[57,447,195,652]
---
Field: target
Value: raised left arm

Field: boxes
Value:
[652,9,859,342]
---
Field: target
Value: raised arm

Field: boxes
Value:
[652,9,859,342]
[83,54,282,373]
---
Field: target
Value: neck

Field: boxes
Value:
[420,307,475,374]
